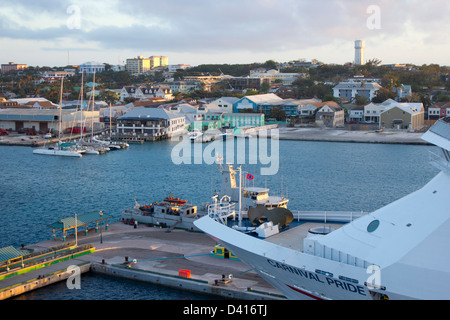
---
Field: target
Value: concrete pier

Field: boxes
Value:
[0,222,286,300]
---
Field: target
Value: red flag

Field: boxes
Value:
[247,174,254,180]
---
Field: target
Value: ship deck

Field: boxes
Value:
[263,222,345,252]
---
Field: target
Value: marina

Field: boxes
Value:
[0,132,439,300]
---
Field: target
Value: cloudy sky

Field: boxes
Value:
[1,0,449,67]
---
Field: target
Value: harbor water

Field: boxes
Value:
[0,137,438,299]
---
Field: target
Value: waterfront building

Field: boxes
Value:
[222,113,265,128]
[0,108,99,132]
[315,102,345,127]
[126,56,151,75]
[210,97,240,113]
[117,107,186,138]
[79,62,105,75]
[380,102,424,130]
[1,62,27,73]
[348,105,365,122]
[233,93,282,113]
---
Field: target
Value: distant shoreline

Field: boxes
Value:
[274,127,431,146]
[0,127,431,147]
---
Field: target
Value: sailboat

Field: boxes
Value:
[33,79,83,157]
[77,72,109,154]
[92,103,129,150]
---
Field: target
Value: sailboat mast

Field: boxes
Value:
[109,102,112,140]
[80,71,84,141]
[91,72,96,139]
[58,78,63,144]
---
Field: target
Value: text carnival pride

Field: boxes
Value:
[183,304,267,317]
[267,259,377,296]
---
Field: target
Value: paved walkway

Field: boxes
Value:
[25,222,283,298]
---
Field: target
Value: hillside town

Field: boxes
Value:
[1,44,449,143]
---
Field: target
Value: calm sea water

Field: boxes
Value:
[0,137,439,299]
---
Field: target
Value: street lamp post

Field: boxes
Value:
[99,210,103,244]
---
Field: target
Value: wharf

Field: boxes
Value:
[0,222,286,300]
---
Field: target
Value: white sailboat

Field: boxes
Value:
[92,103,128,150]
[77,72,109,155]
[195,118,450,300]
[33,79,83,158]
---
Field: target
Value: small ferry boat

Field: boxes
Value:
[121,194,204,232]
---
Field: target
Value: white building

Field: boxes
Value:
[333,80,381,102]
[210,97,240,113]
[117,107,186,138]
[364,99,423,124]
[249,69,306,85]
[79,61,105,75]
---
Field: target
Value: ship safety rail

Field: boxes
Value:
[208,195,236,225]
[291,211,367,223]
[429,150,450,175]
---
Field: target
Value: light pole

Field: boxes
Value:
[99,210,103,244]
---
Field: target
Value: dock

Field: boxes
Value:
[0,222,286,300]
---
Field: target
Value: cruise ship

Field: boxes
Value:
[194,118,450,300]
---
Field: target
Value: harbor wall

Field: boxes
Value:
[90,263,284,300]
[0,261,90,300]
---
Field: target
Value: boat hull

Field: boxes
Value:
[33,148,82,157]
[121,210,202,232]
[194,216,419,300]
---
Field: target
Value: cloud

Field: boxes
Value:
[0,0,449,65]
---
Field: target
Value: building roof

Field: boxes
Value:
[430,102,450,109]
[80,61,105,66]
[382,103,423,115]
[333,82,381,90]
[214,97,240,104]
[0,246,24,263]
[48,211,112,230]
[242,93,283,104]
[119,107,184,120]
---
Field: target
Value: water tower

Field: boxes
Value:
[354,40,365,65]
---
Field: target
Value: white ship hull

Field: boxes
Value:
[33,148,82,157]
[121,209,202,232]
[196,170,450,300]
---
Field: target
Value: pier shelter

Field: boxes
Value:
[48,211,112,242]
[0,246,24,271]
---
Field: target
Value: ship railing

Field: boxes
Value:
[208,203,236,224]
[291,211,366,223]
[429,150,450,175]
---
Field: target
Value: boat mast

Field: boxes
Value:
[239,165,242,227]
[58,78,63,144]
[80,71,84,142]
[91,72,96,140]
[109,102,112,140]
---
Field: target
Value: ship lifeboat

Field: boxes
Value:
[164,195,188,205]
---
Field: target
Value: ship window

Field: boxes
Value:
[367,220,380,232]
